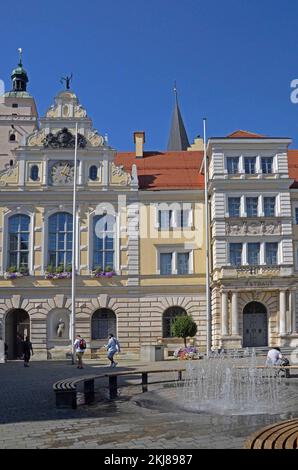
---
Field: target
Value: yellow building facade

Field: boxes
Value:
[0,70,207,360]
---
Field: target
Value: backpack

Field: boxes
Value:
[115,339,121,353]
[281,358,289,366]
[79,338,86,350]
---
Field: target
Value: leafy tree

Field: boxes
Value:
[171,315,197,347]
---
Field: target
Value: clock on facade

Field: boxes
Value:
[50,161,75,184]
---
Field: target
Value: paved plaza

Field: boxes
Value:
[0,358,297,449]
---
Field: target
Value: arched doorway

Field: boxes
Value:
[243,301,268,347]
[162,306,187,338]
[91,308,116,341]
[5,309,30,359]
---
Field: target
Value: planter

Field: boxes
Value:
[173,347,199,360]
[91,271,116,278]
[45,272,72,280]
[4,271,29,280]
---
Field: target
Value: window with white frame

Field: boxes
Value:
[228,197,241,217]
[158,210,173,229]
[261,157,273,174]
[176,209,191,228]
[229,243,242,266]
[48,212,73,269]
[93,214,115,270]
[177,252,190,274]
[159,249,192,275]
[246,197,258,217]
[264,197,275,217]
[160,253,173,274]
[265,242,278,265]
[227,157,239,174]
[247,243,260,265]
[8,214,30,270]
[244,157,256,174]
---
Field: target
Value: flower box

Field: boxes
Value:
[45,272,72,280]
[91,270,116,278]
[173,346,199,360]
[4,271,29,280]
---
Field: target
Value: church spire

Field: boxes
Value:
[167,82,190,151]
[11,48,28,92]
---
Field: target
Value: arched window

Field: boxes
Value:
[93,214,115,270]
[9,133,16,142]
[30,165,39,181]
[91,308,116,340]
[162,306,187,338]
[8,214,30,270]
[89,165,98,181]
[48,212,73,269]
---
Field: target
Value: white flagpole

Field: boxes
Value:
[203,118,211,357]
[71,122,78,364]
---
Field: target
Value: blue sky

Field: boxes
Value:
[1,0,298,150]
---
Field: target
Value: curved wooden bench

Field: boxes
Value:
[244,418,298,449]
[53,368,185,409]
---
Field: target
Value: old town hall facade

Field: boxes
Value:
[0,56,297,360]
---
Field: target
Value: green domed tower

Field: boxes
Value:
[11,48,28,92]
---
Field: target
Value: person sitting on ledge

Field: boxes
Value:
[266,347,282,366]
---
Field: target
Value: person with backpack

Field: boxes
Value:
[23,336,33,367]
[73,334,86,369]
[105,333,120,368]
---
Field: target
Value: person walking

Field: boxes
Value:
[23,336,33,367]
[105,333,120,368]
[73,334,86,369]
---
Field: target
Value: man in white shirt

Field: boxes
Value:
[105,333,120,368]
[73,334,86,369]
[266,347,282,366]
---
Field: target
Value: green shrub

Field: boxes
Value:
[7,266,17,273]
[171,315,197,347]
[46,265,55,273]
[56,264,64,274]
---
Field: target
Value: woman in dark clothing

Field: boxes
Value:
[23,337,33,367]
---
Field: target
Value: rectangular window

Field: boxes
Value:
[244,157,256,174]
[177,209,190,228]
[295,208,298,224]
[160,253,173,275]
[228,197,241,217]
[227,157,239,174]
[159,210,173,229]
[229,243,242,266]
[177,253,189,274]
[246,197,258,217]
[264,197,275,217]
[247,243,260,265]
[266,242,278,265]
[261,157,273,174]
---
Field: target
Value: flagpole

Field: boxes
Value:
[203,118,211,357]
[71,122,78,364]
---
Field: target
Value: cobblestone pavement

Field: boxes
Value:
[0,359,297,449]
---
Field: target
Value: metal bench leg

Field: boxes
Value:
[142,372,148,393]
[55,391,77,409]
[109,376,118,399]
[84,379,95,404]
[178,370,182,381]
[285,368,290,378]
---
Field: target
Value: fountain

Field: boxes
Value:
[177,349,285,415]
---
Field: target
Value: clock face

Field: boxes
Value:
[50,161,74,185]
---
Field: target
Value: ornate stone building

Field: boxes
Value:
[0,59,206,359]
[208,130,298,350]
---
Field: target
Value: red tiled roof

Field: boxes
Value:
[288,150,298,188]
[115,151,204,190]
[227,130,266,138]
